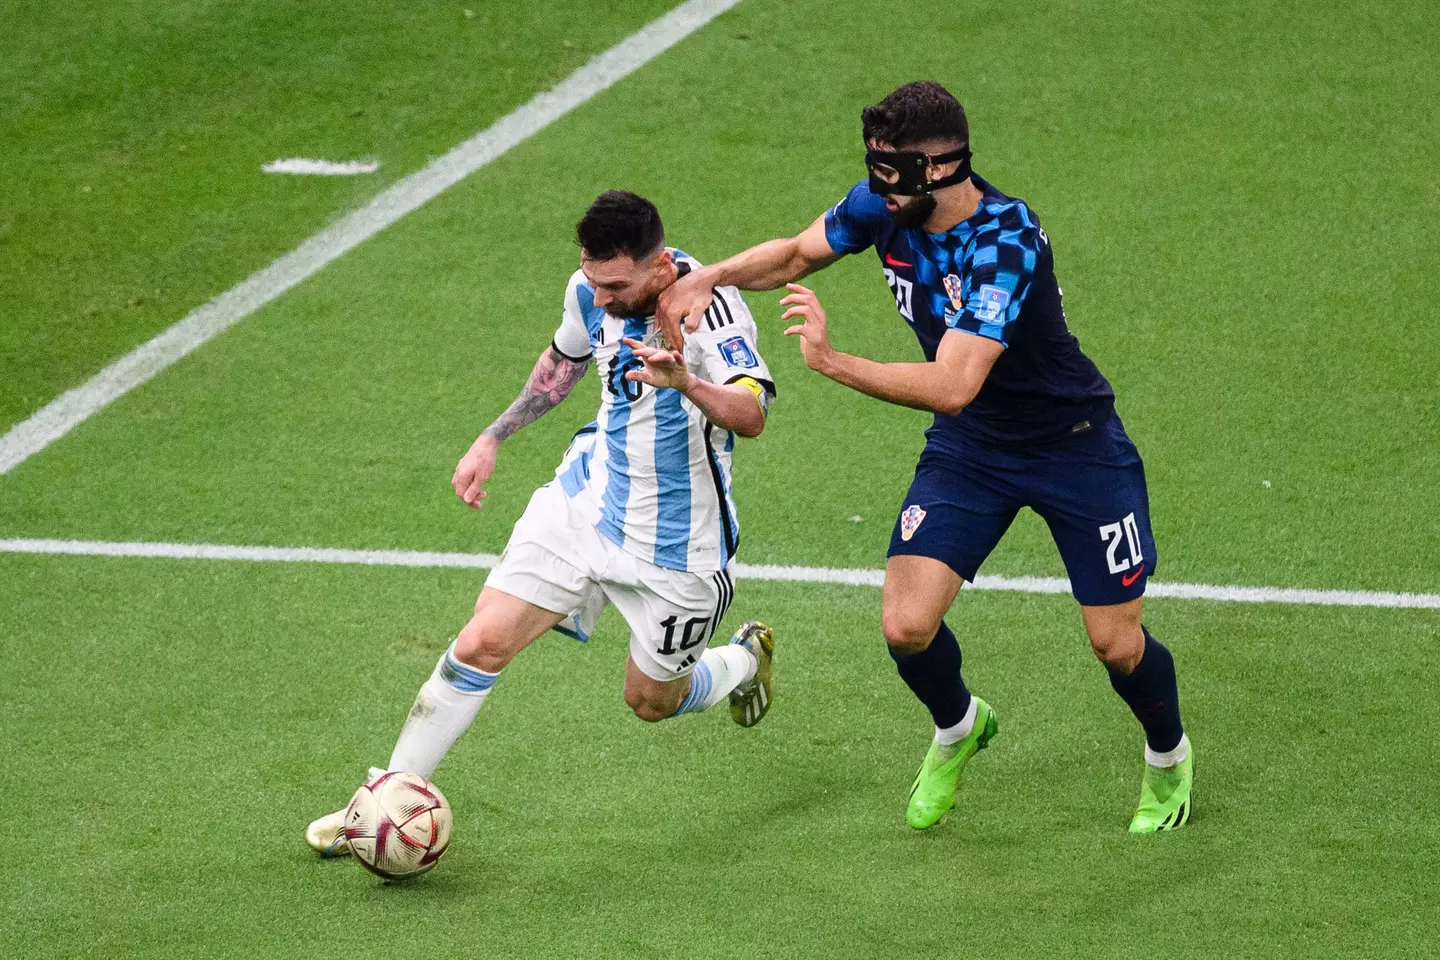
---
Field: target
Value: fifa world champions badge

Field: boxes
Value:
[943,274,964,312]
[900,504,927,542]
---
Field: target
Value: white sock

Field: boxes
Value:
[672,644,757,715]
[387,642,499,779]
[935,696,979,746]
[1144,733,1190,768]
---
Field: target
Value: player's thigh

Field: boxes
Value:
[457,586,568,673]
[1031,428,1157,607]
[469,483,602,671]
[608,562,734,689]
[884,453,1018,649]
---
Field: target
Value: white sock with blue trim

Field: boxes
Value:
[388,641,499,779]
[672,645,756,715]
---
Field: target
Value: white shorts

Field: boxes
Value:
[486,482,736,681]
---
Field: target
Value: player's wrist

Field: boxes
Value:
[812,346,842,378]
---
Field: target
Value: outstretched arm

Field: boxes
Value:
[452,345,591,507]
[656,214,840,347]
[780,284,1002,417]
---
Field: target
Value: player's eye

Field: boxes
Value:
[869,163,901,185]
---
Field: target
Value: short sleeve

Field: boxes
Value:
[552,274,594,360]
[945,223,1039,347]
[685,287,776,399]
[823,180,889,255]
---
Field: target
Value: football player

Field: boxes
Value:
[308,191,778,856]
[657,82,1192,833]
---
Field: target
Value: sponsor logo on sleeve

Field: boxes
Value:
[900,504,927,542]
[718,335,759,369]
[974,284,1011,323]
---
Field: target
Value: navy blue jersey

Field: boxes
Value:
[824,175,1114,449]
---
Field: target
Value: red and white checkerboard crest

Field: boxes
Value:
[943,274,964,311]
[900,504,927,542]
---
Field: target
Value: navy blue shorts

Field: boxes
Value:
[888,412,1157,606]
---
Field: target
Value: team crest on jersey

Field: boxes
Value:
[975,284,1011,323]
[943,274,964,311]
[900,504,927,542]
[718,335,759,369]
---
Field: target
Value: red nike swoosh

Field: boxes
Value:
[1122,565,1145,587]
[884,252,913,268]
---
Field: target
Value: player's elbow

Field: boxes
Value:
[934,393,971,417]
[933,381,982,417]
[734,416,765,439]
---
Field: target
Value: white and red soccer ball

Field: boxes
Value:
[343,771,452,880]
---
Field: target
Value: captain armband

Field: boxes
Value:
[733,376,772,416]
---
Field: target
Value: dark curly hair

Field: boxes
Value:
[861,81,969,150]
[575,190,665,261]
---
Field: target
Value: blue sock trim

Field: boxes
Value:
[671,662,713,716]
[438,644,499,694]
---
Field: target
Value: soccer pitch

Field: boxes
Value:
[2,1,1437,957]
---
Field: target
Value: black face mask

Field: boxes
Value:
[865,145,973,196]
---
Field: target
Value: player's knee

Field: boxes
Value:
[1088,624,1143,673]
[882,609,940,656]
[452,616,513,673]
[626,691,673,723]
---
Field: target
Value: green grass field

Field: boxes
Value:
[3,1,1437,957]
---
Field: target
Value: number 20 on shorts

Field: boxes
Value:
[1100,512,1143,574]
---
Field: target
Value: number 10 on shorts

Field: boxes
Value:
[1100,512,1143,574]
[657,615,711,656]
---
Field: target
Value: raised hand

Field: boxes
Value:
[622,338,695,392]
[655,270,716,350]
[780,282,837,374]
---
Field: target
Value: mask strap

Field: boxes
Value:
[923,146,973,191]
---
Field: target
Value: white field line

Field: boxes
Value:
[0,0,743,476]
[3,538,1438,611]
[262,158,380,175]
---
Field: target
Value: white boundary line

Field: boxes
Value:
[4,538,1438,610]
[0,0,743,475]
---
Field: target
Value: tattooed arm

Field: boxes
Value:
[451,344,592,508]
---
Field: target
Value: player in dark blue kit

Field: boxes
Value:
[658,81,1193,833]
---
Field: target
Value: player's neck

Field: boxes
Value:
[923,179,985,234]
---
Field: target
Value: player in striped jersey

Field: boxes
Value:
[306,191,777,858]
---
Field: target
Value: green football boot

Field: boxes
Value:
[906,697,998,830]
[1127,742,1194,833]
[728,621,775,728]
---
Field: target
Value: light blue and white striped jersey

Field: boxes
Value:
[549,251,774,574]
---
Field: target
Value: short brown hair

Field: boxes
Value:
[861,81,969,149]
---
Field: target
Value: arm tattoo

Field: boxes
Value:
[481,346,591,443]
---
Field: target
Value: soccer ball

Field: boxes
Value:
[343,771,452,880]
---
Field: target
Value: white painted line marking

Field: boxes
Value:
[0,0,744,475]
[3,538,1437,610]
[262,158,380,175]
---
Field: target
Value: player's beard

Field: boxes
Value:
[887,194,937,230]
